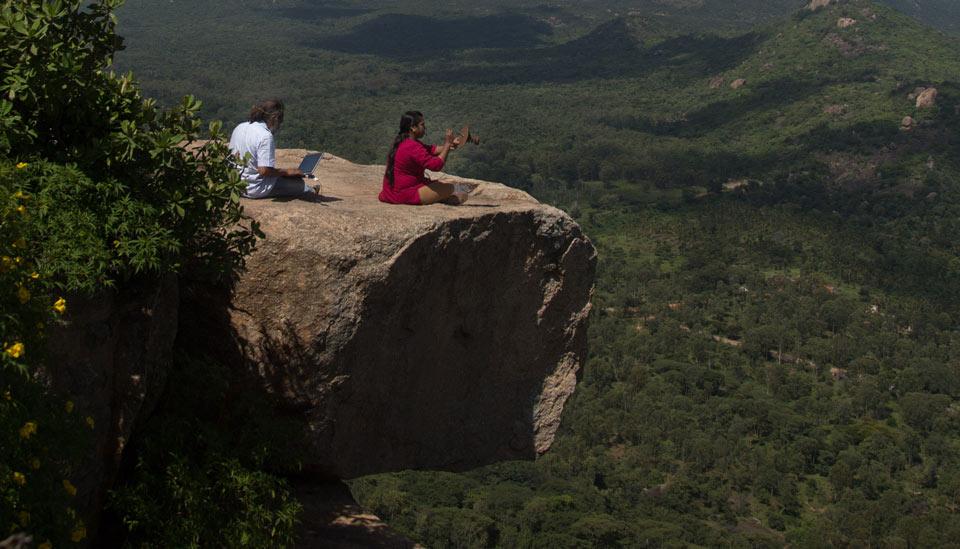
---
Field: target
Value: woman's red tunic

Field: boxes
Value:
[379,139,443,205]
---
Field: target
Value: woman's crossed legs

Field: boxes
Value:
[418,181,468,205]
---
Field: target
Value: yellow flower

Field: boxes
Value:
[85,416,95,429]
[62,479,77,497]
[70,525,86,542]
[15,162,27,170]
[16,511,29,527]
[30,272,39,280]
[30,458,40,470]
[13,191,26,199]
[15,205,25,215]
[37,542,51,549]
[18,421,37,439]
[65,400,74,413]
[4,342,24,359]
[16,285,30,304]
[11,472,25,486]
[53,297,67,315]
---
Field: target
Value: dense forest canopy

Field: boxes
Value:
[101,0,960,545]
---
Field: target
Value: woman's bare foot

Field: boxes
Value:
[443,191,469,205]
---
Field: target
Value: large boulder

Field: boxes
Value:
[186,151,597,479]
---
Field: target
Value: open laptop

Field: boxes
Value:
[298,152,323,179]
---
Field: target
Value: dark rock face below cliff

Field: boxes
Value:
[188,151,597,479]
[42,275,179,534]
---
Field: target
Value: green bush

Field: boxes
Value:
[1,0,267,546]
[0,0,259,286]
[110,355,304,548]
[0,174,90,546]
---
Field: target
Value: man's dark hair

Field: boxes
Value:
[248,99,284,132]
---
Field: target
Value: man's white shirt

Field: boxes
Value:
[229,121,277,198]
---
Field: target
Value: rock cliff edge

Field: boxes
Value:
[186,150,597,478]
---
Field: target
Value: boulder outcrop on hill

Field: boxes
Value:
[916,87,938,108]
[837,17,857,28]
[183,151,597,479]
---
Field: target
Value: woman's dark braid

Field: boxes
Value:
[385,111,423,188]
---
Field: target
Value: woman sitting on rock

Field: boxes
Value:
[229,99,314,199]
[379,111,466,205]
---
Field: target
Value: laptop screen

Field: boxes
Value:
[298,153,323,175]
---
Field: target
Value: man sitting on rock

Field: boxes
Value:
[229,99,314,199]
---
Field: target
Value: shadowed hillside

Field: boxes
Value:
[310,13,553,57]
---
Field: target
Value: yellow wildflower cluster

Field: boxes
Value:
[15,162,28,170]
[16,284,30,304]
[18,421,37,439]
[62,479,77,497]
[85,416,95,429]
[53,297,67,314]
[11,472,25,486]
[4,342,24,359]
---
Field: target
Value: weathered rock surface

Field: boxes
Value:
[916,87,938,109]
[42,275,178,532]
[187,151,597,479]
[837,17,857,28]
[295,480,422,548]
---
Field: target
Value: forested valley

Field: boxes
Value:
[38,0,960,545]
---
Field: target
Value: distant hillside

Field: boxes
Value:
[115,0,960,194]
[880,0,960,33]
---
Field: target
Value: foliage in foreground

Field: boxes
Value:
[1,0,268,545]
[0,166,89,546]
[110,355,304,548]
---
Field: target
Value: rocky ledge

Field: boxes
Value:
[188,150,597,479]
